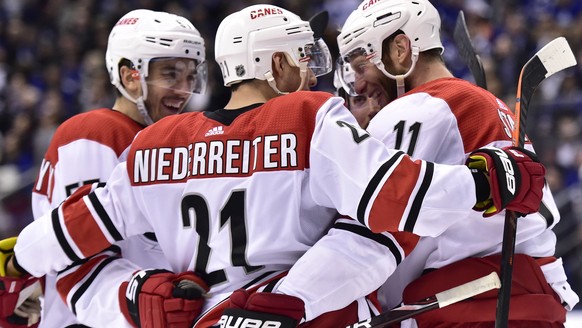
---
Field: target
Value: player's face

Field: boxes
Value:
[349,55,395,108]
[348,94,381,128]
[145,58,201,122]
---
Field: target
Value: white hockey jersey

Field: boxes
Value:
[362,78,578,312]
[17,91,488,323]
[31,108,171,327]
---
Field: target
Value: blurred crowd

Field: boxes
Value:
[1,0,582,305]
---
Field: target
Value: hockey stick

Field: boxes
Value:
[495,36,576,328]
[346,272,500,328]
[453,11,487,89]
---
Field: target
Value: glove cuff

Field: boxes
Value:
[467,147,521,210]
[11,256,30,277]
[118,281,138,328]
[124,269,171,327]
[470,170,490,203]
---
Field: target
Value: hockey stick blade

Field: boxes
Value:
[347,272,500,328]
[495,36,576,328]
[453,11,487,89]
[513,36,576,145]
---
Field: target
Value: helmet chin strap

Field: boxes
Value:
[376,46,420,97]
[264,61,309,95]
[116,78,155,125]
[136,97,154,125]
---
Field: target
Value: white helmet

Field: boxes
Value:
[105,9,207,124]
[215,4,332,89]
[337,0,442,96]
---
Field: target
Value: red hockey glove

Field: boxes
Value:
[466,146,545,217]
[219,289,305,328]
[0,298,41,328]
[120,269,208,328]
[0,237,41,327]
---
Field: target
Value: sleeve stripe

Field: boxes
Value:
[58,245,123,275]
[240,271,279,289]
[261,277,284,293]
[333,222,403,265]
[70,256,120,316]
[88,192,123,241]
[357,151,405,226]
[403,161,434,232]
[539,201,553,228]
[52,208,81,262]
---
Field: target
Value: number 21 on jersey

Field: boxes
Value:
[181,190,263,287]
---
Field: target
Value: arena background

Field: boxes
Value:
[0,0,581,325]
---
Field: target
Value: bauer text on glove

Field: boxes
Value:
[219,289,305,328]
[466,146,545,217]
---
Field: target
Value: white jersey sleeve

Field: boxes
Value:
[17,161,154,277]
[309,96,476,236]
[276,218,417,320]
[55,234,170,328]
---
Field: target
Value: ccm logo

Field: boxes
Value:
[219,315,282,328]
[494,149,516,195]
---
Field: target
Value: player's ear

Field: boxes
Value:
[271,52,287,77]
[393,34,412,65]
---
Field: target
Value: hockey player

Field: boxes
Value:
[0,9,209,328]
[334,63,381,128]
[3,4,545,328]
[334,0,579,326]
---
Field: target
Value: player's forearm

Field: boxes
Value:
[13,211,76,277]
[277,221,398,320]
[57,254,139,327]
